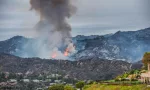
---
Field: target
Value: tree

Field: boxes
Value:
[48,84,64,90]
[17,75,23,82]
[142,52,150,70]
[75,81,85,90]
[64,85,74,90]
[0,73,6,82]
[27,82,36,90]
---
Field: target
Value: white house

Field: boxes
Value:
[54,80,61,83]
[9,79,17,83]
[33,79,40,83]
[22,79,30,83]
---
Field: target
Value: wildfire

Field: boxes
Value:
[64,43,76,57]
[64,48,69,56]
[51,43,76,59]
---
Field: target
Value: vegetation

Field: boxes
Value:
[48,84,64,90]
[115,69,141,81]
[83,52,150,90]
[1,52,150,90]
[0,72,23,82]
[84,84,150,90]
[48,84,75,90]
[142,52,150,70]
[64,85,75,90]
[75,81,85,90]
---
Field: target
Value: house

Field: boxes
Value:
[45,79,51,82]
[0,82,18,89]
[9,79,17,83]
[140,63,150,83]
[33,79,40,83]
[22,79,30,83]
[49,83,56,86]
[36,88,43,90]
[54,80,61,83]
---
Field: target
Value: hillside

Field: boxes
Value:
[73,27,150,62]
[0,53,134,80]
[84,84,150,90]
[0,28,150,62]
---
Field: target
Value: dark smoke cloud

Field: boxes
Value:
[30,0,76,42]
[27,0,77,59]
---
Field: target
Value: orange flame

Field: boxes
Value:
[64,44,76,57]
[64,48,69,56]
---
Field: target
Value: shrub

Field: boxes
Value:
[75,81,85,90]
[64,85,74,90]
[48,84,64,90]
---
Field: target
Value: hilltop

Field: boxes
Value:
[0,28,150,62]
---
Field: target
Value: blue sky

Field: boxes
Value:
[0,0,150,41]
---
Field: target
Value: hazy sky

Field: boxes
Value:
[0,0,150,41]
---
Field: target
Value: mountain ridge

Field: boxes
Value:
[73,27,150,62]
[0,27,150,62]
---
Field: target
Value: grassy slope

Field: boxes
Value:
[84,84,150,90]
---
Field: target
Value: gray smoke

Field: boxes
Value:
[27,0,77,59]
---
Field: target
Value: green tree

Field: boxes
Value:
[17,75,23,82]
[8,73,17,79]
[0,73,7,82]
[142,52,150,70]
[75,81,85,90]
[64,85,74,90]
[129,70,135,74]
[122,73,129,78]
[48,84,64,90]
[27,82,35,90]
[115,75,122,81]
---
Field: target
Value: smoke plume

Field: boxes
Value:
[28,0,77,59]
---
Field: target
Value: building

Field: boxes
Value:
[9,79,17,83]
[0,82,18,90]
[54,80,61,83]
[22,79,30,83]
[140,63,150,83]
[33,79,40,83]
